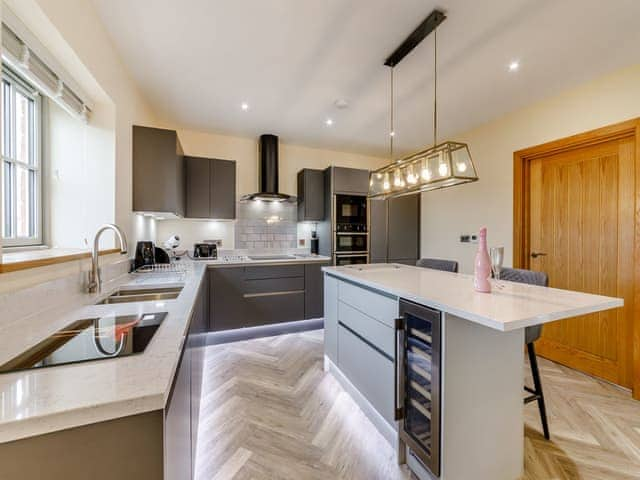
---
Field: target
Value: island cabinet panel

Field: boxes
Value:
[338,301,394,357]
[337,325,395,424]
[338,280,397,328]
[165,344,192,480]
[324,274,339,363]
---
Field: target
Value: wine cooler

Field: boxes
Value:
[395,299,442,477]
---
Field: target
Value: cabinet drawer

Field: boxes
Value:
[245,265,304,280]
[244,277,304,295]
[245,291,304,327]
[338,280,397,328]
[338,325,395,424]
[338,301,394,358]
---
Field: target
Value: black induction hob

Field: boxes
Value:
[0,312,167,374]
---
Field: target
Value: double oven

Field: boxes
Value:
[333,194,368,266]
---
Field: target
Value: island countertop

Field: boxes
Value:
[322,263,623,331]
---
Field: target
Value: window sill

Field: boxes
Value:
[0,248,122,273]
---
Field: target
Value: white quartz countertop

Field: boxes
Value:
[0,254,333,444]
[323,264,623,332]
[199,253,331,266]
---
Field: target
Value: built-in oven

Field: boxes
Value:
[334,194,367,231]
[335,232,368,253]
[334,253,369,266]
[396,298,442,478]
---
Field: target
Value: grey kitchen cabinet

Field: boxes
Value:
[297,169,325,221]
[165,277,207,480]
[133,125,185,216]
[330,166,370,195]
[185,156,211,218]
[369,194,420,264]
[164,334,192,480]
[209,267,245,331]
[185,156,236,219]
[209,263,327,331]
[211,159,236,219]
[304,263,328,319]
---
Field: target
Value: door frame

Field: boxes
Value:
[513,117,640,399]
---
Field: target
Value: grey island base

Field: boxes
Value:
[322,263,623,480]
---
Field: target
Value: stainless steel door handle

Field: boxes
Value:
[394,316,406,421]
[531,252,547,258]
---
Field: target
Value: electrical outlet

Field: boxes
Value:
[299,238,306,246]
[460,235,470,243]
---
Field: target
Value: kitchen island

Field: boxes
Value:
[322,263,623,480]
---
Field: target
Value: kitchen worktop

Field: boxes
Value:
[0,254,330,444]
[323,263,623,331]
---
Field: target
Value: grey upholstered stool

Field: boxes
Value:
[416,258,459,273]
[500,267,550,440]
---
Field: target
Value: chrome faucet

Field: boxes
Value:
[88,224,128,293]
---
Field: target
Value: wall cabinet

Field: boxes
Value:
[331,166,370,195]
[370,195,420,265]
[185,156,236,219]
[297,169,325,221]
[133,125,185,216]
[209,262,329,331]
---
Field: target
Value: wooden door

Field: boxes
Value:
[527,136,635,388]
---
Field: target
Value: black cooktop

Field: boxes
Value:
[0,312,167,374]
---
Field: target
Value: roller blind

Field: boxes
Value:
[1,23,91,122]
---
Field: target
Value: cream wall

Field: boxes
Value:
[175,129,387,198]
[420,64,640,274]
[150,130,386,250]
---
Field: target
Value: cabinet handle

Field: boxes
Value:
[394,316,406,421]
[243,290,304,298]
[530,252,547,258]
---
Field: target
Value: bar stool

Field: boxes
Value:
[500,267,550,440]
[416,258,459,273]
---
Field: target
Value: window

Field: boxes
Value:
[2,66,42,246]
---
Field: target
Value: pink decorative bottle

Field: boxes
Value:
[474,227,492,293]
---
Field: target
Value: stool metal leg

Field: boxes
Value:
[526,342,550,440]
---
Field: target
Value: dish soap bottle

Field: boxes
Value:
[474,227,492,293]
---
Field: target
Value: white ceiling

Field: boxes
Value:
[92,0,640,157]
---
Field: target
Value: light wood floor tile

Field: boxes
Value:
[195,330,640,480]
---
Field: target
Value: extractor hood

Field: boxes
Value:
[241,134,295,202]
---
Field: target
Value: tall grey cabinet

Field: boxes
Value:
[297,169,324,221]
[369,195,420,265]
[185,156,236,219]
[133,125,185,216]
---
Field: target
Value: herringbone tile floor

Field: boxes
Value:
[195,330,640,480]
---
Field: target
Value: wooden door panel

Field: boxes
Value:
[529,137,634,388]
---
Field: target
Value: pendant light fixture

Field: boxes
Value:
[369,10,478,199]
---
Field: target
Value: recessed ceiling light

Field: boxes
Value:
[241,102,249,111]
[325,118,334,126]
[508,61,520,72]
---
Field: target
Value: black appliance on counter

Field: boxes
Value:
[310,230,319,255]
[0,313,168,374]
[193,242,217,259]
[396,299,442,477]
[134,241,155,270]
[134,241,170,270]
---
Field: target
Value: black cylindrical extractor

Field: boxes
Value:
[259,134,279,195]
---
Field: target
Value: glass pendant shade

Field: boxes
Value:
[368,141,478,199]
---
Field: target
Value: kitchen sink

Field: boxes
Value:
[96,286,183,305]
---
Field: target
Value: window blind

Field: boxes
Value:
[1,23,91,122]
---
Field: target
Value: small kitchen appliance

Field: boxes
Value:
[193,242,217,259]
[134,241,155,270]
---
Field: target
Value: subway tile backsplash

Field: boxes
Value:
[234,201,298,249]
